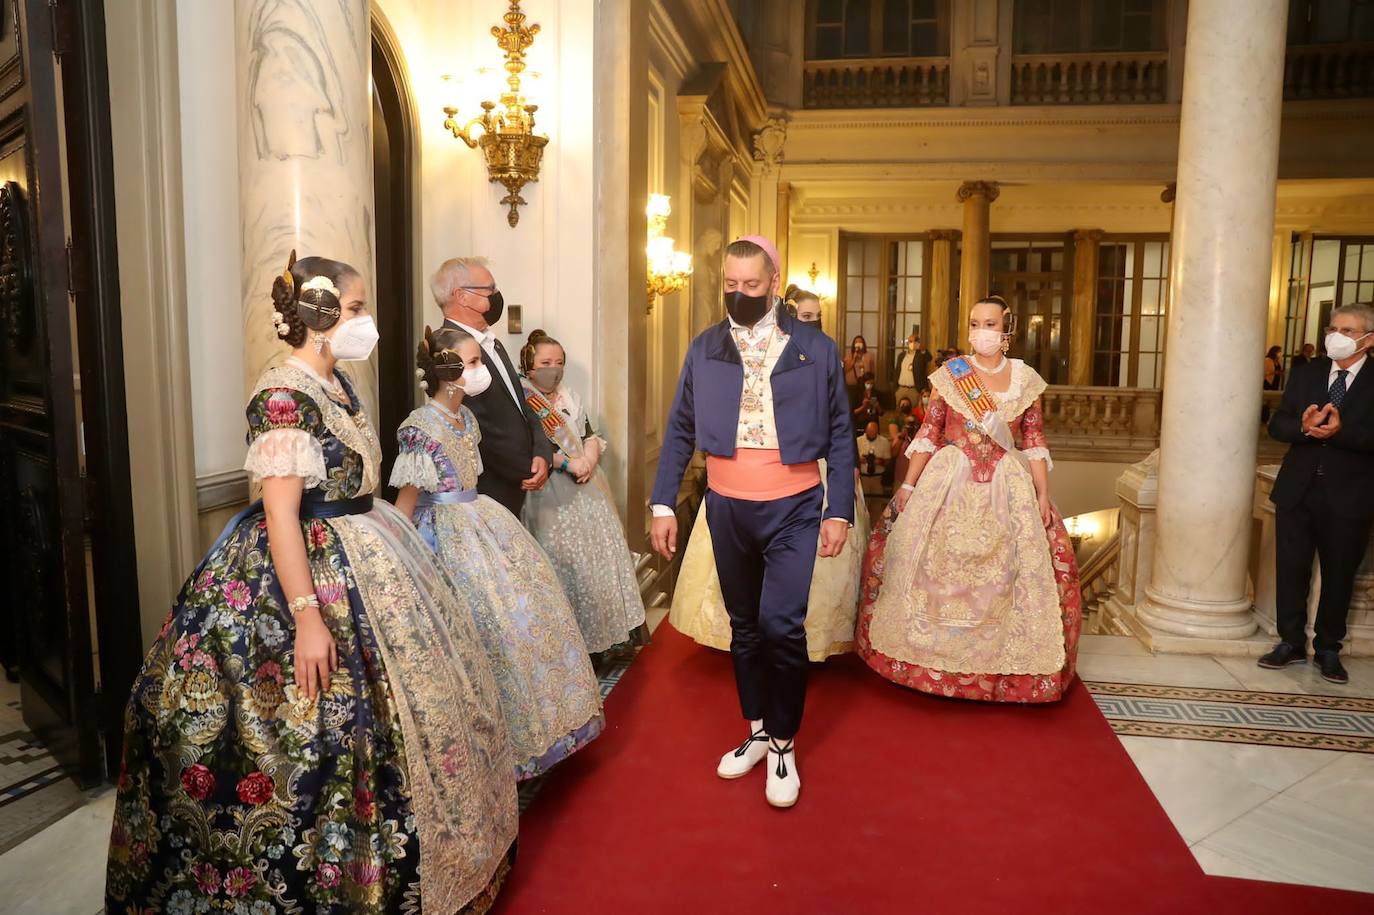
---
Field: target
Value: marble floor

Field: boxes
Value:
[1,617,1370,914]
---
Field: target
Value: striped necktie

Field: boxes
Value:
[1329,369,1349,409]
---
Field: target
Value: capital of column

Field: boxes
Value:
[928,228,960,242]
[956,180,1000,204]
[1073,228,1105,243]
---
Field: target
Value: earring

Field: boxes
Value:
[1001,336,1010,354]
[445,382,460,398]
[313,333,327,354]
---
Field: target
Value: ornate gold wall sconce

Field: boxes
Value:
[646,194,692,314]
[441,1,547,227]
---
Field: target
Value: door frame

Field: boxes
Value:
[371,8,421,492]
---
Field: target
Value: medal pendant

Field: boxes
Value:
[740,392,762,412]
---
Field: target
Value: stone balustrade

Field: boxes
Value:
[1283,42,1374,100]
[1041,385,1161,462]
[1010,51,1169,105]
[802,57,950,109]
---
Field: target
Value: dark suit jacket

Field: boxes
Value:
[650,306,855,523]
[442,320,553,500]
[1268,355,1374,520]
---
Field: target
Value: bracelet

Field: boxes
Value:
[289,594,320,615]
[900,483,916,492]
[560,458,570,473]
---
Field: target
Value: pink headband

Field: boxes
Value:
[735,234,782,279]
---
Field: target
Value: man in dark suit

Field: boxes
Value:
[433,256,551,517]
[1262,303,1374,684]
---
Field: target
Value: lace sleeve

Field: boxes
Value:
[390,426,442,492]
[905,393,948,458]
[1019,397,1053,470]
[243,428,327,486]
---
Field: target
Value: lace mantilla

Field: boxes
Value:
[243,428,327,487]
[253,365,382,495]
[931,359,1047,425]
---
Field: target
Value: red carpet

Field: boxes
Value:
[494,625,1373,914]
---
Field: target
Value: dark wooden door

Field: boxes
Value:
[0,0,104,784]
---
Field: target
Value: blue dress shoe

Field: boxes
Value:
[1316,651,1349,684]
[1257,642,1306,669]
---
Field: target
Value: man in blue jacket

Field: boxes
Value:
[650,235,854,808]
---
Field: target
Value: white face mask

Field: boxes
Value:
[969,328,1004,357]
[1325,330,1370,362]
[327,316,379,361]
[460,362,492,397]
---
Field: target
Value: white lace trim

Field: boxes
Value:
[1022,446,1054,470]
[389,450,441,492]
[243,428,327,487]
[905,437,937,458]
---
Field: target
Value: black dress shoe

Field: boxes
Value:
[1257,642,1306,669]
[1316,651,1349,684]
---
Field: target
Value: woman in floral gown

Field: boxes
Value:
[393,327,604,781]
[105,256,517,915]
[857,296,1083,702]
[518,330,646,654]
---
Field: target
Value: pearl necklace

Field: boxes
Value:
[972,355,1009,375]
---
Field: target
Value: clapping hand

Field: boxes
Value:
[1302,404,1341,439]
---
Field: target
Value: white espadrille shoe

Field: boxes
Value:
[764,738,799,808]
[716,720,770,779]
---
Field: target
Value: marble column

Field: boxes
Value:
[1136,0,1288,641]
[235,0,376,419]
[956,181,999,339]
[1070,229,1103,385]
[927,230,958,351]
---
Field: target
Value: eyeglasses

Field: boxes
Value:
[1326,325,1367,338]
[460,284,499,297]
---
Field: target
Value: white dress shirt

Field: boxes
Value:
[452,320,522,407]
[1329,354,1366,390]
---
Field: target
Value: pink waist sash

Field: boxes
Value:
[706,449,821,502]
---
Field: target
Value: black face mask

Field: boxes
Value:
[484,290,505,325]
[724,291,770,327]
[800,317,822,330]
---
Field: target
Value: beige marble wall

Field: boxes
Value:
[234,0,376,417]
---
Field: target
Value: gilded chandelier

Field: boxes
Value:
[442,0,548,227]
[646,194,692,314]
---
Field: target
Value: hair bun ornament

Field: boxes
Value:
[296,272,344,331]
[280,249,297,298]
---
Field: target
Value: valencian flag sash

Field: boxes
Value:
[521,379,586,458]
[943,356,999,420]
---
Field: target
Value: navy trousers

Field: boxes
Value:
[705,485,823,740]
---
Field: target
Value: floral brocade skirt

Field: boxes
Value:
[856,450,1083,703]
[106,502,517,915]
[522,469,647,654]
[416,495,604,781]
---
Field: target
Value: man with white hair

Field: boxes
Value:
[650,235,853,809]
[1263,302,1374,684]
[433,257,551,517]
